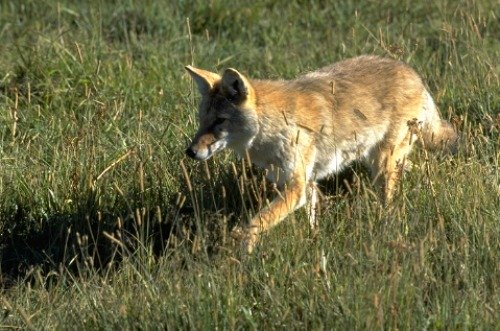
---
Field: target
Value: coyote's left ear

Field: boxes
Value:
[221,68,250,104]
[185,66,221,95]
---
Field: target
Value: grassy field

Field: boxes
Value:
[0,0,498,329]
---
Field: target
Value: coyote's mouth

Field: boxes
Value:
[186,139,228,161]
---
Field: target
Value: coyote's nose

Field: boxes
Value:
[185,147,197,159]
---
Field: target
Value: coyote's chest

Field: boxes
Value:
[246,135,292,186]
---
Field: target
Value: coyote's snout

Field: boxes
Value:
[185,56,457,253]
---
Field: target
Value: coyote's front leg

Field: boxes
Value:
[243,174,308,253]
[244,145,317,252]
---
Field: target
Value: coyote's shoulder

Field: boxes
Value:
[185,55,457,252]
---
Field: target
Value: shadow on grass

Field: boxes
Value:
[0,188,183,288]
[0,162,365,288]
[0,166,238,287]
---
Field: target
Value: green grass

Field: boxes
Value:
[0,0,498,329]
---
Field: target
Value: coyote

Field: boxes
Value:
[185,55,457,252]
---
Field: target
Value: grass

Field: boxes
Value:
[0,0,498,329]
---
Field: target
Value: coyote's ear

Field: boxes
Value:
[185,66,221,95]
[221,68,249,104]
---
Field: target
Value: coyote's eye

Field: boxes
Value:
[214,117,226,126]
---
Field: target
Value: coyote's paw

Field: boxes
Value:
[230,226,245,241]
[242,227,259,254]
[230,226,258,254]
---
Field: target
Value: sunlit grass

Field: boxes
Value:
[0,0,498,329]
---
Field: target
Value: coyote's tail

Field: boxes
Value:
[418,90,458,152]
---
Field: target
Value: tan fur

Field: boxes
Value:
[185,56,457,253]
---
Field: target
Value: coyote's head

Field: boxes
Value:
[184,66,259,161]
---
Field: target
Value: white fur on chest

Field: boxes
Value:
[247,136,293,186]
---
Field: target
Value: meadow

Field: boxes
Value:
[0,0,498,329]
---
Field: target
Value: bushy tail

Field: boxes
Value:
[419,90,458,153]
